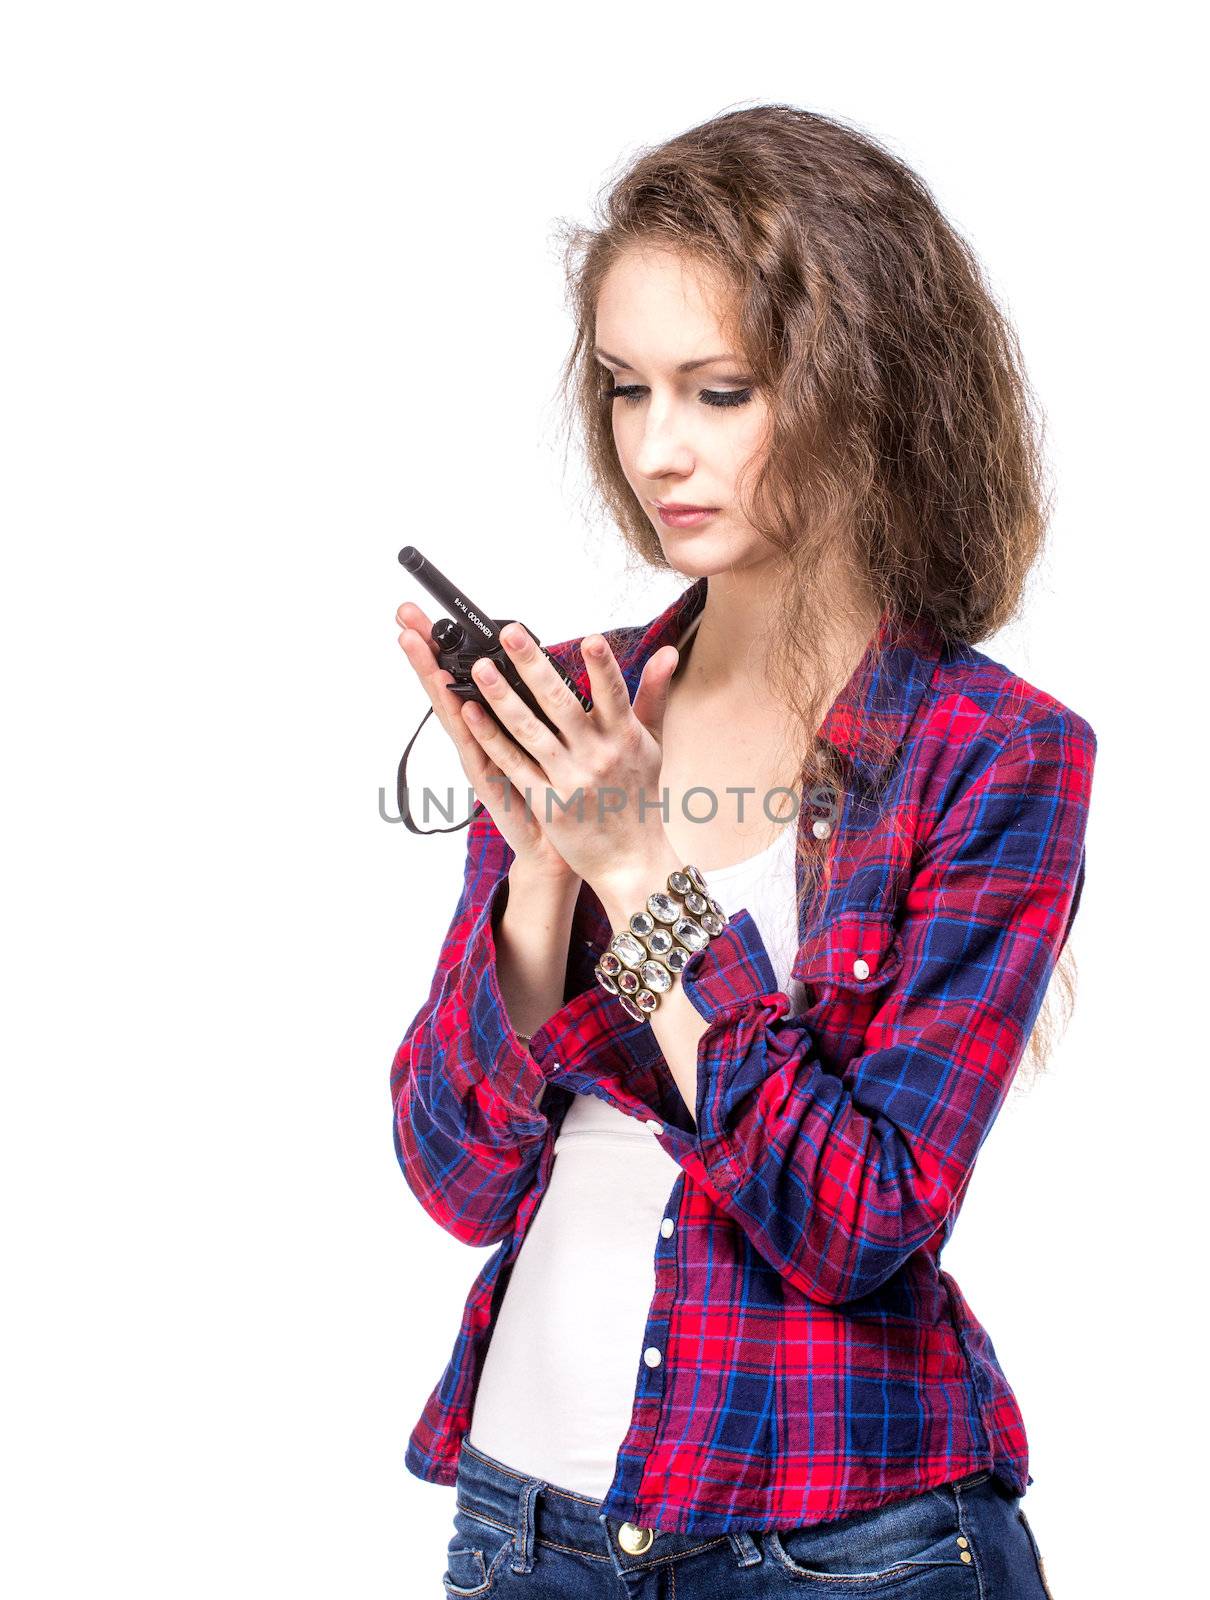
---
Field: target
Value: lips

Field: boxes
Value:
[654,501,719,528]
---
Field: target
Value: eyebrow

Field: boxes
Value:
[593,348,740,373]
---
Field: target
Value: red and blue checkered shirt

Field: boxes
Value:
[390,575,1097,1534]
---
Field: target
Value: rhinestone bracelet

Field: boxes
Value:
[593,864,729,1021]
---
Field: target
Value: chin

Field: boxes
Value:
[657,529,764,580]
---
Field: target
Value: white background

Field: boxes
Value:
[3,4,1204,1595]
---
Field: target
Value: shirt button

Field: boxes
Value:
[812,818,832,839]
[660,1217,674,1237]
[643,1346,662,1367]
[852,958,870,980]
[645,1118,663,1134]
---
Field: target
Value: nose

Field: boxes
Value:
[628,398,696,482]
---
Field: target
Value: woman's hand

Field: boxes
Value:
[396,601,578,890]
[454,619,681,904]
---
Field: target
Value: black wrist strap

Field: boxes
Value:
[396,707,475,835]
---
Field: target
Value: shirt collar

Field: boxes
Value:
[616,575,947,792]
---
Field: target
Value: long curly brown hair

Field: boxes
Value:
[550,103,1074,1091]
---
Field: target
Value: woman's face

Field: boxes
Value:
[595,246,774,579]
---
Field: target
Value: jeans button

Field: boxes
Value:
[618,1522,655,1554]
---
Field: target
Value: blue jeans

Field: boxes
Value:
[440,1438,1054,1597]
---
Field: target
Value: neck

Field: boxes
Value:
[672,567,881,709]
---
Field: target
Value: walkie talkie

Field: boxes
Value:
[396,546,593,835]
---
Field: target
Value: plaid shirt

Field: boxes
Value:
[390,575,1097,1534]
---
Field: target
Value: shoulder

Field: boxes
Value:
[933,633,1095,749]
[912,628,1098,810]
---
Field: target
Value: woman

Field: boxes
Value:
[392,105,1090,1598]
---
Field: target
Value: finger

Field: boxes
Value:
[398,627,482,757]
[497,624,592,744]
[631,645,680,737]
[398,623,458,713]
[460,735,527,824]
[470,650,567,775]
[460,699,552,811]
[460,737,549,857]
[397,618,551,834]
[579,633,632,729]
[395,601,438,654]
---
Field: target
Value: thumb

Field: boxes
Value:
[632,645,679,737]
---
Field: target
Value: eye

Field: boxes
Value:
[605,385,754,409]
[700,387,753,408]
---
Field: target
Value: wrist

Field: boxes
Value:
[592,855,729,1024]
[508,860,582,906]
[593,840,685,931]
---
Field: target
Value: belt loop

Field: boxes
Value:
[509,1475,543,1574]
[728,1530,764,1567]
[597,1512,628,1581]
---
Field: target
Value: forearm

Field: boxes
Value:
[495,867,582,1039]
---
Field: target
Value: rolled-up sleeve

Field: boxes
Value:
[670,709,1097,1304]
[390,805,555,1247]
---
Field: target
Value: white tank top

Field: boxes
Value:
[467,802,810,1500]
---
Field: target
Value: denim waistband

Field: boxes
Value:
[454,1437,766,1579]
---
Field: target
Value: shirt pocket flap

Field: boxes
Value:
[791,909,905,992]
